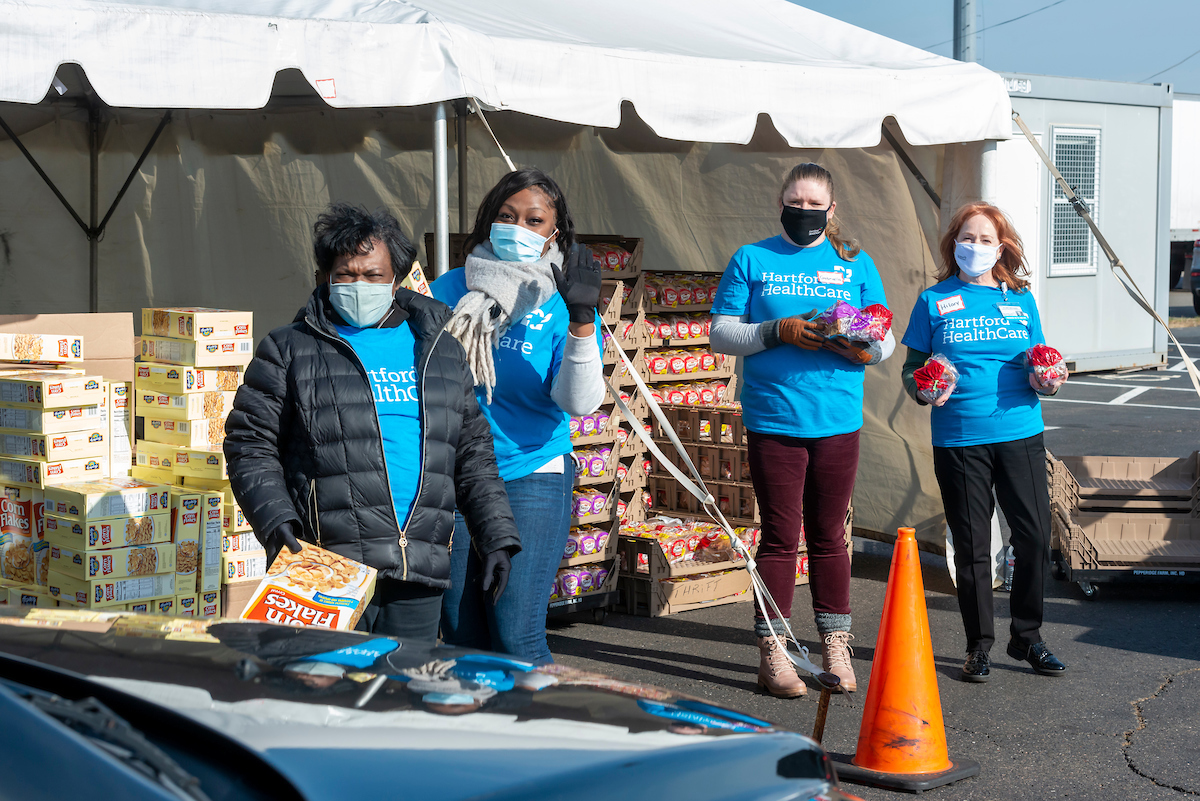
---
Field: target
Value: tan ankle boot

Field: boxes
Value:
[757,636,807,698]
[822,631,857,692]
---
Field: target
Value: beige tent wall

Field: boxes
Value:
[0,102,991,548]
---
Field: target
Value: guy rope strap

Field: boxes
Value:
[1011,111,1200,399]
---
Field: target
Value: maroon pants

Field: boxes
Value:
[747,429,858,622]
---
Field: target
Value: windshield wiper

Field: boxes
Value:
[26,692,211,801]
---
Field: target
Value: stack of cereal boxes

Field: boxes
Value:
[132,308,256,618]
[0,332,123,608]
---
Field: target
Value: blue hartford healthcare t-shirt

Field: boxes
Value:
[335,323,422,527]
[901,276,1046,448]
[432,269,604,482]
[712,236,888,438]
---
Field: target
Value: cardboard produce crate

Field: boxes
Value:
[1048,452,1199,514]
[652,404,747,446]
[1051,503,1200,585]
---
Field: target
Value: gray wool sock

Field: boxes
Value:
[754,617,792,638]
[814,612,852,635]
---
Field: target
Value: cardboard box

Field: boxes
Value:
[135,390,237,422]
[0,404,105,435]
[222,531,260,554]
[239,542,376,630]
[126,596,176,615]
[48,541,177,581]
[0,455,107,489]
[221,579,257,618]
[44,478,171,523]
[0,373,105,409]
[7,585,57,607]
[1,484,47,586]
[43,512,171,552]
[131,465,177,486]
[173,446,228,481]
[142,416,225,448]
[142,308,253,342]
[200,588,220,618]
[135,439,183,473]
[109,382,132,477]
[223,550,268,583]
[222,504,251,533]
[175,593,199,616]
[135,363,244,395]
[199,492,223,593]
[47,569,176,608]
[139,336,254,369]
[619,567,752,617]
[0,314,135,383]
[0,333,84,364]
[181,476,235,503]
[0,430,107,462]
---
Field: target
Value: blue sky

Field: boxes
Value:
[792,0,1200,95]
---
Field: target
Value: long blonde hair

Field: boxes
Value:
[779,163,860,261]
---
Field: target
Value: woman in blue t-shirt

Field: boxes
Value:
[432,168,605,664]
[711,163,896,698]
[901,201,1069,683]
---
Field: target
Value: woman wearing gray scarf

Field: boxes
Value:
[433,168,606,664]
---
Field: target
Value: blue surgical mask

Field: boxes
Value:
[954,242,999,277]
[329,280,396,327]
[489,223,554,263]
[423,692,477,706]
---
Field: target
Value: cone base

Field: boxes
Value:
[831,754,980,793]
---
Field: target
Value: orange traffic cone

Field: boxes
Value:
[833,527,979,792]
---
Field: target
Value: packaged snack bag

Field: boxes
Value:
[914,354,959,404]
[1025,344,1067,387]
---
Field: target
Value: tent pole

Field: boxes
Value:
[433,102,450,278]
[456,99,469,233]
[88,102,100,313]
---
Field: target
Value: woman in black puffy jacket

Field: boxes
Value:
[225,203,520,643]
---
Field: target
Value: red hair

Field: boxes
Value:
[938,202,1031,291]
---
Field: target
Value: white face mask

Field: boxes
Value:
[954,241,999,277]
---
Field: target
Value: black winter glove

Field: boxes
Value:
[264,521,303,566]
[481,548,513,604]
[551,244,602,325]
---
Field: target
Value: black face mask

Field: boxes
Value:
[780,205,829,247]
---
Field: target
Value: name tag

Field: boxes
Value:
[936,295,965,315]
[817,271,844,285]
[997,304,1028,319]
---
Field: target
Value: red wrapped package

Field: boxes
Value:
[913,354,959,404]
[861,304,893,341]
[1026,344,1067,387]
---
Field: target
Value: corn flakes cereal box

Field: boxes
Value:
[109,382,132,478]
[49,541,177,581]
[0,373,105,410]
[43,512,171,553]
[0,429,107,462]
[44,478,171,523]
[0,455,107,489]
[223,550,268,582]
[1,484,47,586]
[139,336,253,369]
[142,308,253,342]
[0,333,84,364]
[175,593,199,616]
[135,389,236,422]
[47,569,176,608]
[199,589,220,618]
[173,446,228,481]
[0,404,104,436]
[142,416,225,448]
[240,542,376,630]
[222,504,251,533]
[135,362,244,395]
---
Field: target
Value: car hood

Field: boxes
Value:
[0,609,847,801]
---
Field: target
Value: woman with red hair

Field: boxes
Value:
[901,202,1068,683]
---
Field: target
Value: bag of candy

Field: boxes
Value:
[816,300,892,342]
[1025,344,1067,388]
[913,354,959,404]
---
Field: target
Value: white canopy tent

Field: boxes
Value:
[0,0,1013,544]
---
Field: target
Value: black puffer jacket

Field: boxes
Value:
[224,286,519,588]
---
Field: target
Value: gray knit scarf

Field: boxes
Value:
[445,241,561,402]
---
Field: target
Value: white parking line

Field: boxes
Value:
[1068,380,1196,392]
[1041,397,1200,412]
[1109,386,1153,404]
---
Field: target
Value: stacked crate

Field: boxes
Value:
[132,308,255,617]
[1047,451,1200,588]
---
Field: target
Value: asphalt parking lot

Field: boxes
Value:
[551,311,1200,800]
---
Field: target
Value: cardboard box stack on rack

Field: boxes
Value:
[131,308,255,618]
[1047,452,1200,591]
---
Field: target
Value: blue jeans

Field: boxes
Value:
[441,462,574,664]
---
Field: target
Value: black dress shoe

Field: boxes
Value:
[1007,640,1067,676]
[961,649,991,682]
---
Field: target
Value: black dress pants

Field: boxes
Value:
[933,433,1051,653]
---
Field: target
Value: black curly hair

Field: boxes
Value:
[312,202,416,279]
[464,168,576,256]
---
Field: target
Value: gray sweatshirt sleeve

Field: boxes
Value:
[710,314,776,356]
[551,332,607,416]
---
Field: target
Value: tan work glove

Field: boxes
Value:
[776,316,826,351]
